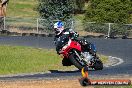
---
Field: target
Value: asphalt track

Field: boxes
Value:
[0,36,132,80]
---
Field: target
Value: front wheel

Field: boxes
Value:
[69,53,84,70]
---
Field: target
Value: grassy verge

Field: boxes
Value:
[7,0,38,18]
[98,54,108,63]
[0,45,107,75]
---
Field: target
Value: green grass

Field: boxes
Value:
[0,45,70,75]
[0,45,107,75]
[7,0,39,18]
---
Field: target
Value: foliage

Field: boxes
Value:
[37,0,75,30]
[110,24,130,35]
[84,22,108,33]
[84,22,131,35]
[74,0,85,12]
[37,0,74,21]
[84,0,132,24]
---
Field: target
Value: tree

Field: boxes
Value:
[84,0,132,24]
[74,0,90,14]
[37,0,74,21]
[85,0,89,3]
[37,0,76,30]
[75,0,85,11]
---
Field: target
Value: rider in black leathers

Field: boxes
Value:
[53,21,92,55]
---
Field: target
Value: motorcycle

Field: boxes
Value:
[56,35,103,70]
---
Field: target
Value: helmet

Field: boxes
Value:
[54,21,64,35]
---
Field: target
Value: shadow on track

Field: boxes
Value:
[49,70,80,73]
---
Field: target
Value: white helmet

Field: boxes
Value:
[54,21,64,35]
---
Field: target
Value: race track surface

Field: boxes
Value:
[0,36,132,80]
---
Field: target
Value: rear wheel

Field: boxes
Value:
[69,53,84,70]
[93,59,103,70]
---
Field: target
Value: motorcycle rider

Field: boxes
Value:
[53,21,93,55]
[53,21,102,68]
[53,21,79,54]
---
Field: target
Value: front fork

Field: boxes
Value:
[73,50,91,66]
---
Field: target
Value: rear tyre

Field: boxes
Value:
[69,54,84,70]
[93,59,103,70]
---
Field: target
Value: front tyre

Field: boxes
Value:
[69,53,84,70]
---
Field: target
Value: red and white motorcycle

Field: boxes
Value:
[57,36,103,70]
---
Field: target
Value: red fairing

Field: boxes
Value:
[70,41,81,51]
[60,40,81,57]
